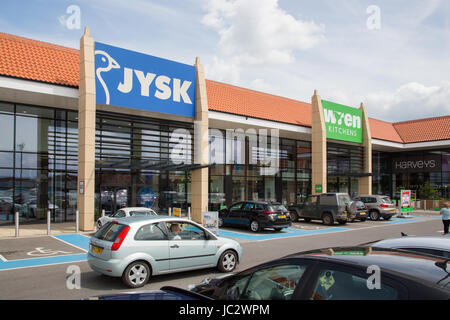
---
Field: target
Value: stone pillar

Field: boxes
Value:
[358,102,372,194]
[191,57,209,223]
[311,90,327,194]
[77,27,96,231]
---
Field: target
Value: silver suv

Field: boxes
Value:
[353,195,398,221]
[88,216,243,288]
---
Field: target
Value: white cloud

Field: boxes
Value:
[365,81,450,122]
[205,56,241,84]
[202,0,325,66]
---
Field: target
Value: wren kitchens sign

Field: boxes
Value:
[322,100,363,144]
[94,42,196,118]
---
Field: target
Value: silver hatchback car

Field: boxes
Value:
[88,216,243,288]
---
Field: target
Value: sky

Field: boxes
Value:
[0,0,449,123]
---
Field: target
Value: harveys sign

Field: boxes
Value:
[392,155,442,173]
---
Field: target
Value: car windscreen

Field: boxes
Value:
[267,204,287,212]
[338,195,352,206]
[129,210,155,216]
[94,222,127,242]
[380,197,393,204]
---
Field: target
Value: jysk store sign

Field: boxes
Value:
[94,42,196,118]
[322,100,362,144]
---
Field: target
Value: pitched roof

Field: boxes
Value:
[393,116,450,143]
[368,118,403,143]
[0,32,79,87]
[0,32,448,144]
[206,80,312,127]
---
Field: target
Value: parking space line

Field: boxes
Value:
[0,255,7,262]
[0,253,87,272]
[51,234,90,252]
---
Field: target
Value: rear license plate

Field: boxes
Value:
[360,212,366,215]
[390,210,396,213]
[342,212,347,217]
[278,215,286,219]
[92,245,103,255]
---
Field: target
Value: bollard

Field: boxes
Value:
[76,210,79,233]
[15,211,19,238]
[168,207,172,216]
[47,210,51,235]
[101,209,105,218]
[188,207,191,220]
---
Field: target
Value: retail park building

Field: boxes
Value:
[0,29,449,231]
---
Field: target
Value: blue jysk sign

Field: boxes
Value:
[94,42,196,118]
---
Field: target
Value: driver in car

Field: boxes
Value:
[170,223,182,240]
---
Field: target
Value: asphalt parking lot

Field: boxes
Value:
[0,213,441,272]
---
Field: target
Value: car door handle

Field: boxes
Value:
[170,244,179,249]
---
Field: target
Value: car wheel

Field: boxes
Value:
[370,210,380,221]
[122,261,151,288]
[322,213,334,226]
[217,250,238,273]
[250,220,261,232]
[290,211,299,222]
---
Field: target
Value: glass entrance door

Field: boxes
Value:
[100,187,129,216]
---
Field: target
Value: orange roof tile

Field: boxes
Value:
[393,116,450,143]
[0,32,448,145]
[369,118,403,143]
[0,32,79,87]
[206,79,312,127]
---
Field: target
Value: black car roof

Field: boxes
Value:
[284,247,450,289]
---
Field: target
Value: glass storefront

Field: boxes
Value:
[1,100,448,226]
[373,150,450,200]
[95,111,194,217]
[208,130,312,208]
[0,102,78,225]
[327,142,364,197]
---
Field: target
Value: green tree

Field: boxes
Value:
[421,180,440,200]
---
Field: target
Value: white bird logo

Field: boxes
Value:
[95,50,120,105]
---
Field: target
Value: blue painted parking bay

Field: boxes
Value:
[0,234,90,271]
[218,227,350,241]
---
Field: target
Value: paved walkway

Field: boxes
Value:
[0,221,94,239]
[0,209,442,239]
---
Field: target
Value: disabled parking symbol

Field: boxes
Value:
[27,247,73,257]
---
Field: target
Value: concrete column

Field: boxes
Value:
[191,57,209,223]
[311,90,327,193]
[358,102,372,194]
[77,27,96,231]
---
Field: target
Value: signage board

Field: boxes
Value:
[202,211,219,235]
[138,187,156,208]
[400,190,411,214]
[392,155,442,173]
[173,207,182,217]
[315,184,322,193]
[322,100,363,144]
[94,42,196,117]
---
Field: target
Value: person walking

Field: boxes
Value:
[440,201,450,234]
